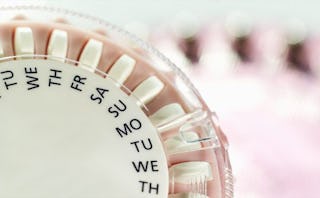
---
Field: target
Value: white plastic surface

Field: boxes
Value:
[0,59,169,198]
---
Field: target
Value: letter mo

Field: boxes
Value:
[115,118,142,138]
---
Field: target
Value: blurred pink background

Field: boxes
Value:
[148,16,320,198]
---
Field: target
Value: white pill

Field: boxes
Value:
[131,76,164,105]
[14,27,34,56]
[47,29,68,60]
[149,103,185,127]
[79,39,103,71]
[169,193,209,198]
[169,161,213,184]
[0,40,4,58]
[164,131,201,154]
[108,54,136,85]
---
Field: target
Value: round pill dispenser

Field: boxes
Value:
[0,6,233,198]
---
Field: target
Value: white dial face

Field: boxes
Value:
[0,59,168,198]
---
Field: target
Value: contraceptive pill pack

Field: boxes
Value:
[0,6,233,198]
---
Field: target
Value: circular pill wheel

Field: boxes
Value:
[0,6,233,198]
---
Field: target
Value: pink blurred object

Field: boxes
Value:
[150,19,320,198]
[194,69,320,198]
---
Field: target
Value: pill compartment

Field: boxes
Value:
[0,6,233,198]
